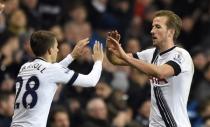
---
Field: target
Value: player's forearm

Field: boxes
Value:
[106,50,128,65]
[73,60,102,87]
[125,56,163,78]
[59,54,74,67]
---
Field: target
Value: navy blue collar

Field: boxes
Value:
[35,57,47,62]
[159,46,176,56]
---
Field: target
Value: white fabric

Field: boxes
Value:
[11,56,102,127]
[135,47,194,127]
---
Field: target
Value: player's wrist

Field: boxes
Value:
[122,54,130,63]
[94,59,103,63]
[70,53,77,59]
[69,53,75,61]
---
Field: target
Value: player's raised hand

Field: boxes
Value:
[0,3,5,13]
[106,30,120,49]
[92,40,104,62]
[113,30,121,42]
[107,37,128,60]
[109,30,120,42]
[71,38,89,59]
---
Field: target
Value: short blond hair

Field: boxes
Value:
[154,10,182,41]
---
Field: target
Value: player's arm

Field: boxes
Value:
[106,49,132,66]
[72,41,103,87]
[124,56,179,79]
[54,41,103,87]
[59,38,89,67]
[109,37,180,79]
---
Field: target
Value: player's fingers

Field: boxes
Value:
[106,37,112,43]
[78,38,89,46]
[81,39,89,47]
[93,41,97,54]
[107,32,111,37]
[106,38,112,47]
[100,43,103,52]
[108,37,119,47]
[110,31,115,37]
[97,41,100,52]
[108,47,114,53]
[116,33,120,41]
[113,30,118,39]
[100,43,103,55]
[106,37,109,43]
[114,31,118,38]
[96,41,99,53]
[95,41,98,52]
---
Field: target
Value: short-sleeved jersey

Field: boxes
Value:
[11,56,102,127]
[133,46,194,127]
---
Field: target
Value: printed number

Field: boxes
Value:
[15,76,40,109]
[14,77,23,109]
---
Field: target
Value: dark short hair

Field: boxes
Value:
[30,30,56,56]
[154,10,182,41]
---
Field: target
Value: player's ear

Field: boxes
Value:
[48,48,53,55]
[168,29,175,38]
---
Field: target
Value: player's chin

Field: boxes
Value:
[152,41,158,46]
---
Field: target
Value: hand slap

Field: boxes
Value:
[92,40,104,62]
[71,38,90,59]
[77,38,89,47]
[107,37,127,60]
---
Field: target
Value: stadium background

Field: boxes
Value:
[0,0,210,126]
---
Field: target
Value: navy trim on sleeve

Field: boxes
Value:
[67,72,79,86]
[165,60,181,76]
[132,53,139,59]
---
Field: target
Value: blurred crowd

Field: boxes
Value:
[0,0,210,127]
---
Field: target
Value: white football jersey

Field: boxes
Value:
[133,46,194,127]
[11,55,102,127]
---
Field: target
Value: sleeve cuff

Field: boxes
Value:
[67,72,78,86]
[68,54,74,62]
[165,60,181,76]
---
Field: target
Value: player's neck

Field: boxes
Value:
[39,55,51,63]
[158,41,175,53]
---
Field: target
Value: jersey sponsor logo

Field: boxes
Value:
[149,76,168,84]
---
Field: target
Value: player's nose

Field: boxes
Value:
[151,28,154,34]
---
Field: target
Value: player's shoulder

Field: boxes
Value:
[172,46,193,65]
[48,63,67,71]
[174,46,191,58]
[144,47,156,52]
[51,63,62,68]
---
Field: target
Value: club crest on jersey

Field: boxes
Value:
[149,76,168,84]
[173,54,184,64]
